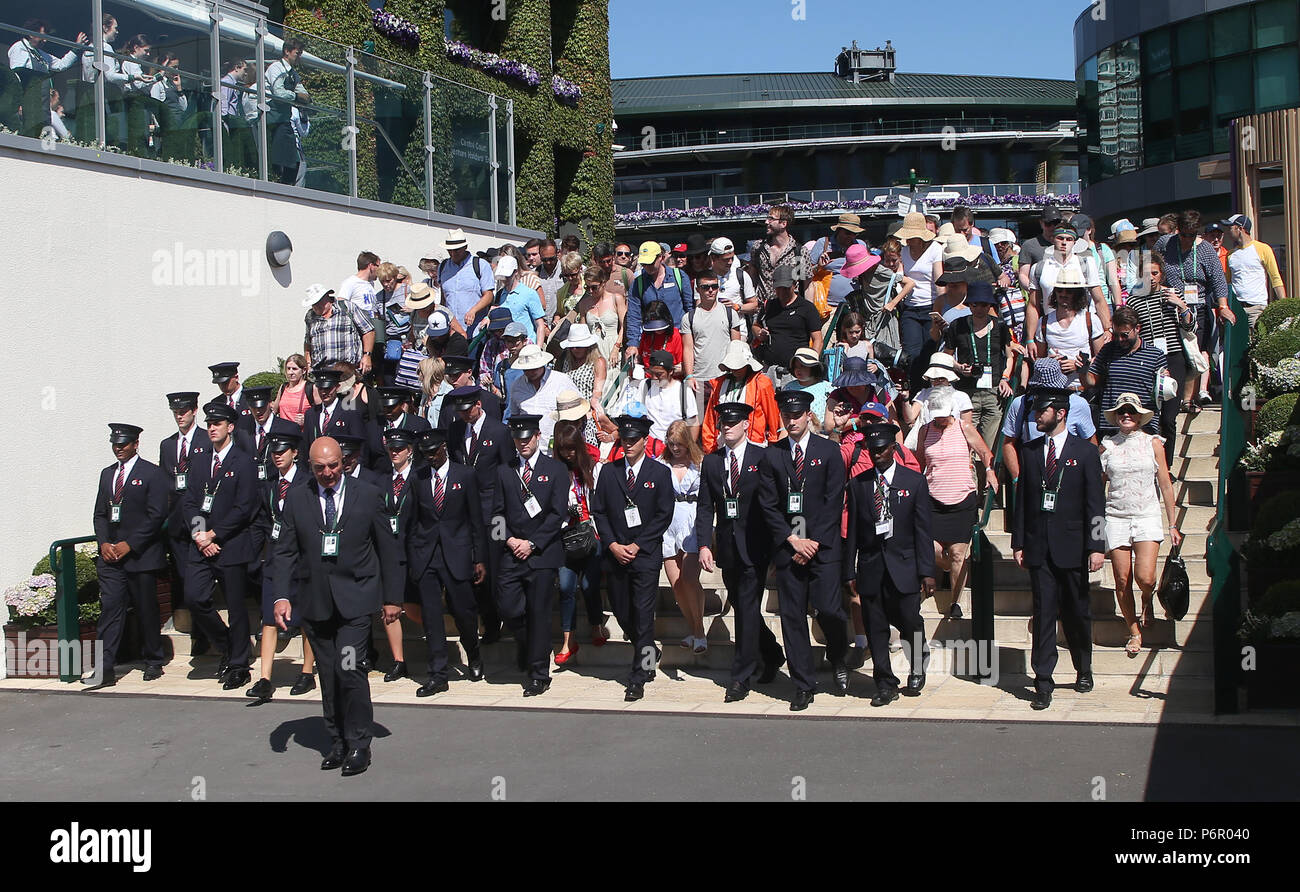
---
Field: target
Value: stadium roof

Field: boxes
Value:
[613,71,1078,115]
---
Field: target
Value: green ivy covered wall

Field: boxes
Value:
[282,0,614,241]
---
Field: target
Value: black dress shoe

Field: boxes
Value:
[289,673,315,696]
[416,678,449,697]
[222,668,251,690]
[320,743,346,770]
[523,678,551,697]
[832,665,850,695]
[624,683,645,702]
[142,665,164,682]
[191,637,211,657]
[80,671,116,691]
[245,678,274,699]
[948,603,964,620]
[214,659,230,680]
[466,657,485,681]
[724,682,749,703]
[790,689,815,711]
[757,653,786,684]
[516,640,528,672]
[341,748,371,777]
[871,688,900,707]
[904,674,926,696]
[1031,690,1052,710]
[383,661,408,683]
[1076,673,1094,693]
[845,646,866,670]
[480,623,502,646]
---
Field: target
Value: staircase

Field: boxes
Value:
[161,410,1220,700]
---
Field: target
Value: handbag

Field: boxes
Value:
[1156,542,1190,621]
[384,339,404,361]
[561,519,598,558]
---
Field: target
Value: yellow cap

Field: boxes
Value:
[637,240,662,264]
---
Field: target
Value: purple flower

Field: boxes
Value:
[373,10,420,49]
[552,75,581,105]
[444,39,540,89]
[613,193,1081,226]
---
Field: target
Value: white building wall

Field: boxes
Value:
[0,141,537,595]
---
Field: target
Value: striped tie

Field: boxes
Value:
[522,461,532,488]
[434,472,445,512]
[113,462,126,502]
[793,444,804,485]
[729,453,740,494]
[874,475,886,521]
[211,454,222,481]
[321,409,330,434]
[393,473,405,502]
[1045,437,1058,486]
[626,466,636,492]
[278,477,290,503]
[178,439,189,472]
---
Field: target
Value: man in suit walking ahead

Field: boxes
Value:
[272,437,404,777]
[1012,387,1105,711]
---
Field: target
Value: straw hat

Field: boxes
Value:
[941,234,982,264]
[560,323,599,350]
[718,341,763,373]
[403,283,439,311]
[550,389,591,422]
[936,222,958,239]
[1054,266,1089,289]
[1104,392,1155,427]
[923,352,959,383]
[512,344,554,370]
[895,212,934,242]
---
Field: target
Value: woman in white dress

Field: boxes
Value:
[659,420,708,653]
[1099,392,1182,656]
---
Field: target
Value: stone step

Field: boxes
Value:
[1179,409,1221,435]
[1173,456,1219,480]
[1175,436,1218,458]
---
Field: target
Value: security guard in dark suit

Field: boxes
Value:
[209,362,255,434]
[302,367,368,459]
[369,387,432,473]
[375,426,423,683]
[437,355,502,428]
[761,389,851,711]
[696,403,785,702]
[1012,387,1106,710]
[247,431,315,701]
[447,384,515,643]
[182,402,260,690]
[591,415,675,702]
[239,386,300,479]
[403,429,488,696]
[844,423,936,707]
[159,391,210,655]
[86,424,170,689]
[338,433,384,487]
[492,414,569,696]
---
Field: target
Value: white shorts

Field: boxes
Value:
[1105,514,1164,552]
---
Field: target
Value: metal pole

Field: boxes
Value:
[345,45,357,198]
[255,17,268,180]
[92,0,105,146]
[423,72,434,212]
[488,94,499,224]
[210,3,223,173]
[506,98,516,226]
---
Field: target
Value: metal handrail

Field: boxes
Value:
[968,353,1024,681]
[630,118,1074,151]
[614,183,1082,216]
[49,535,98,682]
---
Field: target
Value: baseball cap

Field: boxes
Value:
[709,237,734,255]
[1039,205,1063,224]
[1221,214,1251,232]
[988,228,1015,246]
[637,241,662,264]
[495,254,519,277]
[503,321,528,338]
[672,242,688,256]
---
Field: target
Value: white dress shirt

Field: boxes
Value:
[465,412,487,458]
[111,455,140,495]
[725,440,749,494]
[319,475,346,526]
[1044,429,1069,468]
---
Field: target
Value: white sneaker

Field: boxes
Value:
[693,636,708,654]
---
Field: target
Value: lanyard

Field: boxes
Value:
[968,326,991,365]
[1175,241,1197,282]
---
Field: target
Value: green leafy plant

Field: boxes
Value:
[245,371,287,390]
[1256,393,1300,439]
[1238,581,1300,643]
[1256,298,1300,339]
[1253,330,1300,369]
[1245,490,1300,566]
[6,549,102,628]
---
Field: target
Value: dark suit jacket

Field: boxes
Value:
[449,414,515,517]
[252,466,312,564]
[438,390,502,430]
[592,456,675,571]
[367,413,433,473]
[759,433,846,567]
[180,443,259,566]
[1012,433,1105,569]
[93,458,169,573]
[237,415,302,477]
[844,464,935,594]
[216,391,256,435]
[302,400,369,458]
[695,443,774,571]
[270,476,403,621]
[159,427,208,541]
[491,453,568,571]
[402,461,486,583]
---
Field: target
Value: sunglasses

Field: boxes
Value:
[1116,405,1140,416]
[615,251,632,257]
[698,283,719,291]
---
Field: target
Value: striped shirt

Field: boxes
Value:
[922,421,976,505]
[1124,288,1183,356]
[1088,342,1165,435]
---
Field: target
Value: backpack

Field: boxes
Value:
[631,266,686,305]
[684,303,736,339]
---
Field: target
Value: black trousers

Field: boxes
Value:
[303,609,373,750]
[416,561,481,681]
[97,565,164,670]
[775,557,849,693]
[499,563,557,681]
[167,536,209,644]
[1161,349,1187,469]
[861,573,928,692]
[1029,555,1093,693]
[722,562,782,685]
[474,532,503,632]
[605,556,660,685]
[185,558,252,669]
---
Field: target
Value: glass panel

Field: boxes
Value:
[1255,46,1300,112]
[1212,56,1252,125]
[103,0,214,166]
[1144,28,1172,74]
[1144,71,1174,167]
[217,21,260,178]
[273,25,349,194]
[1212,6,1251,58]
[1114,39,1142,176]
[354,50,425,209]
[1255,0,1299,49]
[433,78,492,221]
[496,96,512,223]
[1175,66,1211,160]
[0,0,93,141]
[1174,17,1208,67]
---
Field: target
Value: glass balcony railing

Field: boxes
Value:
[614,183,1082,216]
[0,0,515,224]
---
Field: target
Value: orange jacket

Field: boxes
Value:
[701,372,785,453]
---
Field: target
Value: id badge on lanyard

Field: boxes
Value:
[1041,491,1057,513]
[724,498,739,519]
[201,492,215,514]
[321,532,339,557]
[175,472,188,491]
[257,465,267,481]
[388,515,399,535]
[271,520,282,540]
[524,495,542,517]
[787,491,803,514]
[624,502,642,528]
[110,504,122,523]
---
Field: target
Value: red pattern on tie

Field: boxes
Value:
[1045,437,1058,486]
[793,444,804,484]
[178,439,189,472]
[278,477,290,502]
[393,473,405,502]
[212,454,222,481]
[626,466,636,492]
[874,474,886,521]
[321,409,331,434]
[113,462,126,502]
[433,472,445,512]
[729,453,740,494]
[522,461,533,488]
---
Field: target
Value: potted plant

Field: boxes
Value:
[3,565,100,679]
[1244,493,1300,601]
[1238,580,1300,708]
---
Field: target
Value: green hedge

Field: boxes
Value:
[1256,298,1300,339]
[32,551,100,603]
[1256,580,1300,618]
[245,371,288,390]
[1253,329,1300,369]
[1256,393,1300,439]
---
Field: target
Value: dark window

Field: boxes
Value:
[1212,6,1252,58]
[1174,17,1208,67]
[1144,28,1172,74]
[1255,46,1300,111]
[1255,0,1300,49]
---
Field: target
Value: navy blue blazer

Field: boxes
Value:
[93,458,170,573]
[695,443,775,571]
[367,412,433,473]
[180,443,260,566]
[159,426,209,541]
[237,415,302,477]
[759,433,846,567]
[449,414,516,516]
[252,466,313,564]
[844,464,936,594]
[401,461,486,583]
[1012,433,1106,569]
[491,453,569,571]
[591,456,675,570]
[301,400,369,459]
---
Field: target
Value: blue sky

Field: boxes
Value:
[609,0,1083,81]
